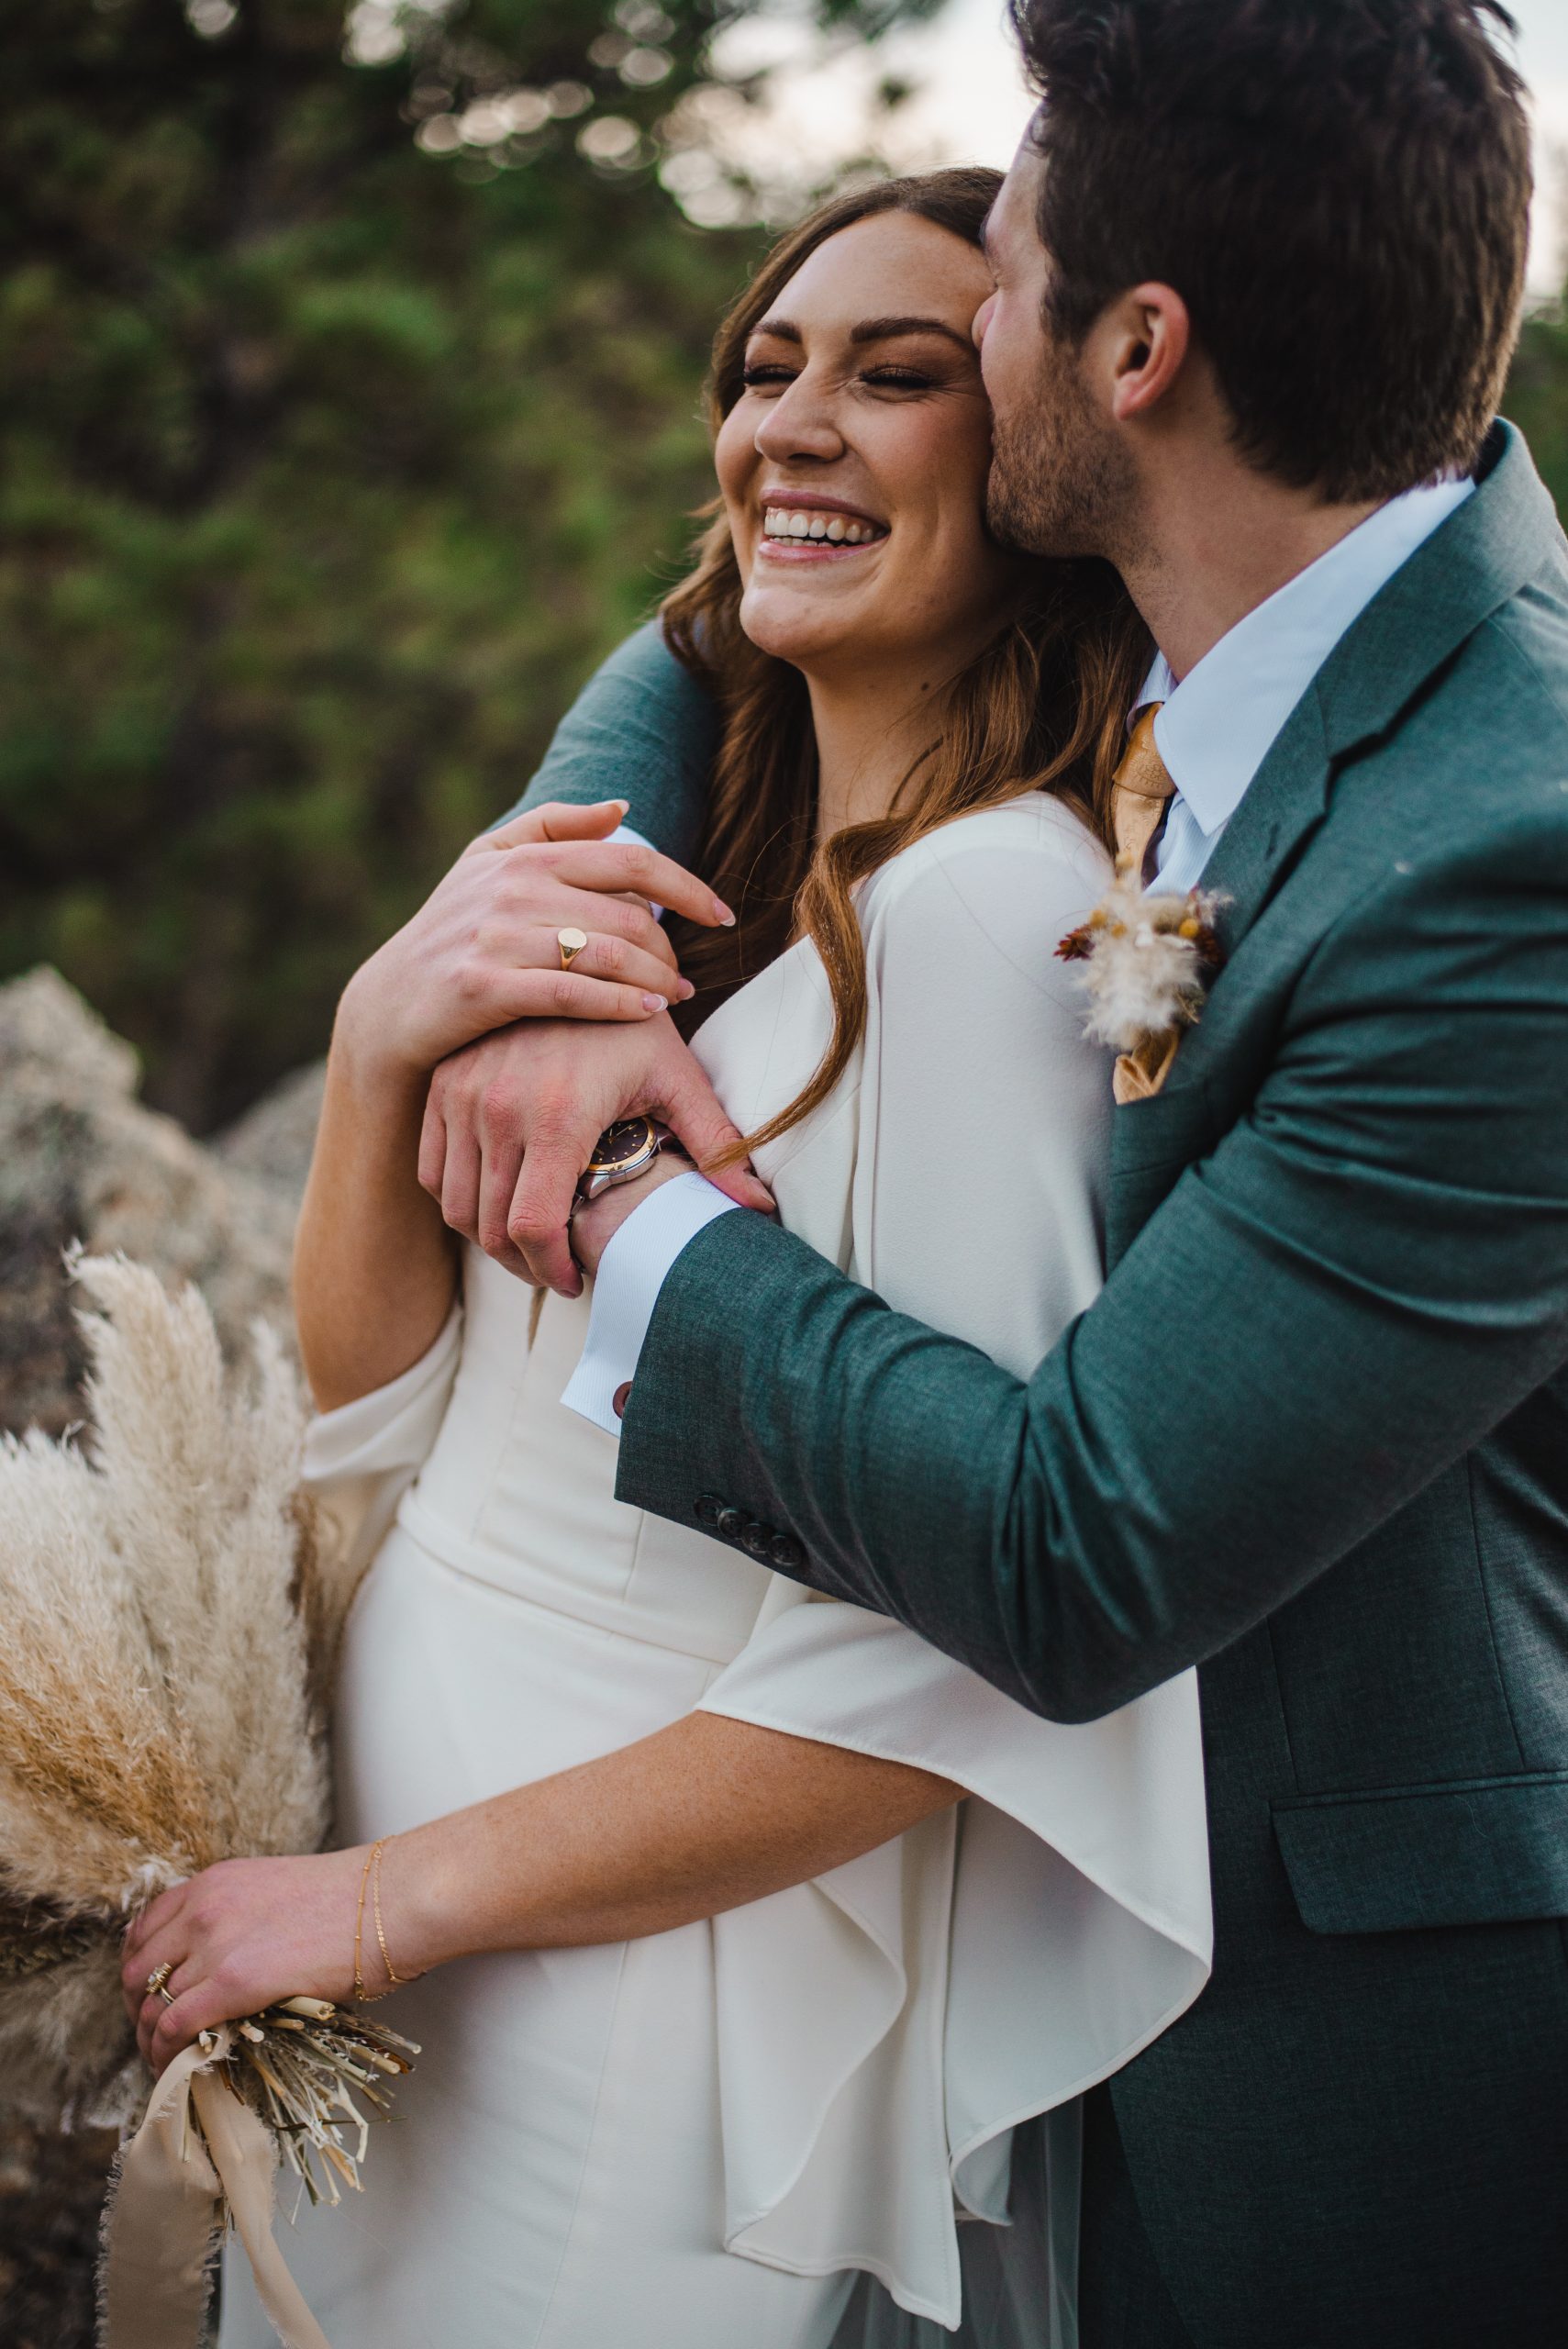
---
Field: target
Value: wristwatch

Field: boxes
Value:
[573,1116,691,1211]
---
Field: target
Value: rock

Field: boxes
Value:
[0,967,297,1439]
[214,1056,326,1204]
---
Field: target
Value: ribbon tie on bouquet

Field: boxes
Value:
[99,2027,332,2349]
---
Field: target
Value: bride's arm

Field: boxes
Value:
[125,1713,957,2063]
[293,801,720,1408]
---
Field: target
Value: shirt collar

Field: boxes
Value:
[1137,476,1475,841]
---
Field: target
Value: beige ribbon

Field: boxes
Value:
[100,2026,331,2349]
[1112,1027,1183,1107]
[1110,703,1175,883]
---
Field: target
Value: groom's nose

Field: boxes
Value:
[973,291,996,351]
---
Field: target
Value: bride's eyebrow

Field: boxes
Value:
[850,316,973,351]
[746,316,973,352]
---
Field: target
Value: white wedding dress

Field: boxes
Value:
[219,795,1211,2349]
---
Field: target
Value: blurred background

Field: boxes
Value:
[0,3,1566,2336]
[3,0,1567,1141]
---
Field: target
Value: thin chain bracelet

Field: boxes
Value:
[352,1836,406,2003]
[372,1835,409,1993]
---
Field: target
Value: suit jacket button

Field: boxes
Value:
[717,1506,746,1542]
[695,1493,723,1529]
[771,1531,804,1571]
[741,1520,772,1560]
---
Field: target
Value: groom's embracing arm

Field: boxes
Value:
[498,620,719,863]
[615,806,1568,1724]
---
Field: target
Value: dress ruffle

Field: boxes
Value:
[703,1587,1209,2326]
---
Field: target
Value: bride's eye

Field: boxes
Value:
[861,366,937,393]
[740,362,795,391]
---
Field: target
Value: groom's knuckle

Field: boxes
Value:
[478,1079,523,1140]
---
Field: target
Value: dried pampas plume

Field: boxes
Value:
[1057,863,1226,1054]
[0,1253,348,2127]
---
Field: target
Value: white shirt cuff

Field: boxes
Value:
[561,1168,739,1435]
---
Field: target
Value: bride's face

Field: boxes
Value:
[716,213,1015,678]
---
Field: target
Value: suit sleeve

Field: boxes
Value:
[615,802,1568,1723]
[495,620,718,865]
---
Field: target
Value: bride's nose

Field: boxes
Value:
[753,374,845,464]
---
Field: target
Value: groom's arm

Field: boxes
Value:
[498,619,718,863]
[612,811,1568,1724]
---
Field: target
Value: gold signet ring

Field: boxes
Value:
[146,1963,174,2004]
[557,927,588,972]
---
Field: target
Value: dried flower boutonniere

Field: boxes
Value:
[1057,858,1227,1104]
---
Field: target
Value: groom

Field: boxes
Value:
[417,2,1568,2341]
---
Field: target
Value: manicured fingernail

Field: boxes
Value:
[609,799,629,815]
[642,993,666,1012]
[677,978,695,1000]
[714,897,737,927]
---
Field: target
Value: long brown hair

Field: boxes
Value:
[662,168,1150,1156]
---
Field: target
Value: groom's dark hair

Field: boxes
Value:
[1009,0,1531,502]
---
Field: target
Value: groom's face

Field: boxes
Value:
[976,138,1130,560]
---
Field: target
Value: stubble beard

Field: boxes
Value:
[985,330,1133,562]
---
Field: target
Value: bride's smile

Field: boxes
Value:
[715,207,1018,692]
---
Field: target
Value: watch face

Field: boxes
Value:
[591,1116,655,1174]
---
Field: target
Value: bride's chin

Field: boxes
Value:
[738,594,864,669]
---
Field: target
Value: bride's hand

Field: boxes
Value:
[335,800,735,1084]
[120,1849,385,2076]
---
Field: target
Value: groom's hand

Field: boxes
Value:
[420,1012,773,1296]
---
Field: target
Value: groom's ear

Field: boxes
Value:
[1102,284,1191,425]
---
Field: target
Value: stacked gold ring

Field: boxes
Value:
[145,1961,176,2007]
[557,927,588,971]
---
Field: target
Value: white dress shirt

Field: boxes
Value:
[562,475,1474,1436]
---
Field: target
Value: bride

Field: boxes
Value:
[124,168,1210,2347]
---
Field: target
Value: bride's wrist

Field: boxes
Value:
[371,1824,472,1982]
[331,967,428,1100]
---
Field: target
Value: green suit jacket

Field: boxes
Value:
[510,424,1568,2344]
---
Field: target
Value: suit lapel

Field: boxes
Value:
[1106,423,1564,1260]
[1200,422,1562,955]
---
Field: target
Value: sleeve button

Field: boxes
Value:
[717,1506,746,1542]
[695,1493,723,1529]
[770,1531,805,1571]
[741,1520,772,1559]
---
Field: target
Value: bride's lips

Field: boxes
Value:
[755,489,889,564]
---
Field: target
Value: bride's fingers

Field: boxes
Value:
[519,927,692,1004]
[547,841,734,932]
[479,799,628,852]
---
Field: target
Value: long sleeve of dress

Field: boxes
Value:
[684,798,1211,2329]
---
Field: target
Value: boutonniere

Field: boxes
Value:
[1057,858,1228,1105]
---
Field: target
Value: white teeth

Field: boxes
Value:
[762,506,881,546]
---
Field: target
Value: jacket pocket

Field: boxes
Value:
[1273,1770,1568,1934]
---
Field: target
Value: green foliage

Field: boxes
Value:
[0,0,928,1128]
[5,0,1562,1133]
[1504,310,1568,527]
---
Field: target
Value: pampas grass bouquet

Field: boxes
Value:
[0,1253,415,2210]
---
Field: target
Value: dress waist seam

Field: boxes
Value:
[393,1490,752,1667]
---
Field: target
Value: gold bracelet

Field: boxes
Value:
[352,1837,406,2003]
[352,1842,378,2003]
[371,1836,408,1995]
